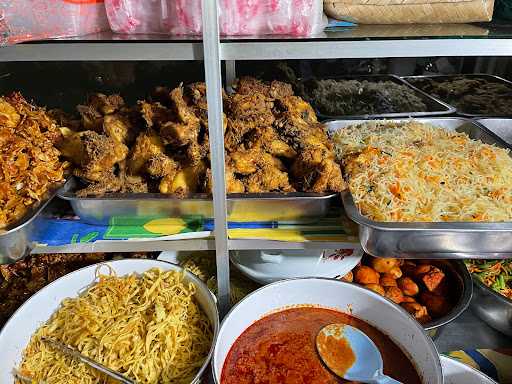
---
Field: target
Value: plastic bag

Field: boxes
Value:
[1,0,109,45]
[105,0,326,36]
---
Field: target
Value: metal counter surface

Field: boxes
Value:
[435,308,512,353]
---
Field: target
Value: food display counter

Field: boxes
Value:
[3,2,512,384]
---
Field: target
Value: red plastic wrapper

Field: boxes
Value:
[105,0,326,36]
[1,0,109,45]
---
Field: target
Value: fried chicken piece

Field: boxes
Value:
[229,148,259,175]
[71,131,128,182]
[276,95,318,124]
[233,77,293,100]
[246,127,296,159]
[204,167,245,194]
[127,130,165,175]
[122,175,149,193]
[160,161,206,196]
[76,170,122,197]
[146,153,178,179]
[103,114,137,145]
[160,87,200,147]
[245,160,294,193]
[138,101,174,129]
[76,104,103,132]
[88,93,125,115]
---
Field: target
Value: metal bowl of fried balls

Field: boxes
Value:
[342,256,473,338]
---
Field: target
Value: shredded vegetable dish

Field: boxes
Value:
[17,268,213,384]
[466,260,512,299]
[333,121,512,222]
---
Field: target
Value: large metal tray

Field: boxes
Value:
[327,118,512,259]
[475,118,512,147]
[301,74,455,120]
[0,181,67,264]
[58,178,337,225]
[402,74,512,118]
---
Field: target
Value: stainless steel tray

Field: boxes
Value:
[327,118,512,259]
[301,74,455,120]
[58,178,338,225]
[475,118,512,147]
[402,74,512,118]
[0,181,67,264]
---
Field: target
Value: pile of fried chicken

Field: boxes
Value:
[58,77,345,197]
[0,93,68,228]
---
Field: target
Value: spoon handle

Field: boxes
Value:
[372,374,403,384]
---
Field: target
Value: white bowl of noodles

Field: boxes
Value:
[0,259,219,384]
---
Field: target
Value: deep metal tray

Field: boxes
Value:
[475,118,512,147]
[301,74,455,120]
[58,178,338,225]
[0,181,67,264]
[327,118,512,259]
[402,74,512,118]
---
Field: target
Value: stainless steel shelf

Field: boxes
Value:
[32,239,215,254]
[0,32,204,61]
[228,239,358,250]
[220,22,512,60]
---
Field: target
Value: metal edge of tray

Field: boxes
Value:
[334,117,512,232]
[57,178,338,202]
[2,179,69,235]
[474,118,512,147]
[402,74,512,118]
[0,179,69,264]
[472,274,512,307]
[300,74,456,120]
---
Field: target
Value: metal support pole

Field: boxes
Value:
[202,0,230,316]
[225,60,237,88]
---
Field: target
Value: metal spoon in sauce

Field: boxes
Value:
[316,324,402,384]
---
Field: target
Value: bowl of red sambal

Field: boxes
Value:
[213,278,443,384]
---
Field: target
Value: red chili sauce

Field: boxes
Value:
[221,307,422,384]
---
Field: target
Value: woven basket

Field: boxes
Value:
[324,0,495,24]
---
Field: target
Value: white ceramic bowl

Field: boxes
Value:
[230,248,363,284]
[441,356,497,384]
[213,278,443,384]
[0,259,219,384]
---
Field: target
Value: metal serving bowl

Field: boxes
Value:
[471,275,512,336]
[213,278,443,384]
[424,260,473,338]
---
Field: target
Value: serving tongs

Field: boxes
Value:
[40,337,136,384]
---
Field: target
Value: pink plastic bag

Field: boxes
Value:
[105,0,326,36]
[1,0,109,45]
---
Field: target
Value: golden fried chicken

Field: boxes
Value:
[70,130,128,182]
[160,87,200,147]
[127,130,165,175]
[160,161,206,196]
[75,170,122,197]
[103,114,137,145]
[233,77,294,100]
[246,126,296,159]
[245,163,294,193]
[122,175,149,193]
[204,167,245,194]
[138,100,174,129]
[146,153,178,179]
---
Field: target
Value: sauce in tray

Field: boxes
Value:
[221,307,422,384]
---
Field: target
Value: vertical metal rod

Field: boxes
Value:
[201,0,230,316]
[225,60,237,88]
